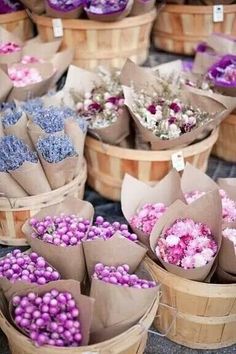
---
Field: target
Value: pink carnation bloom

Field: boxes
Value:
[155,218,217,270]
[130,202,167,236]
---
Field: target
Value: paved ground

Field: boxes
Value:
[1,51,236,353]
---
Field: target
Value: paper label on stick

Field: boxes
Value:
[171,151,185,172]
[52,19,63,38]
[213,5,224,22]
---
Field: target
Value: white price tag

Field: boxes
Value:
[52,18,63,38]
[171,151,185,172]
[213,5,224,23]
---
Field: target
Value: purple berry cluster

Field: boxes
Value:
[30,214,91,246]
[12,289,82,347]
[93,263,157,288]
[86,216,138,242]
[0,249,60,285]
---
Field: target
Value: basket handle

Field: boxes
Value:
[0,193,14,209]
[148,302,177,338]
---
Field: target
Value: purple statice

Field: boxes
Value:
[0,135,38,171]
[21,98,44,115]
[47,0,83,11]
[2,108,22,128]
[207,55,236,86]
[0,0,23,14]
[37,135,77,163]
[85,0,128,14]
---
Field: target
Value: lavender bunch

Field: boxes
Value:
[2,108,22,128]
[37,135,77,163]
[21,98,44,115]
[0,135,37,171]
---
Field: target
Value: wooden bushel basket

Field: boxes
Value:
[0,160,87,246]
[145,257,236,350]
[85,129,219,201]
[31,9,156,70]
[0,289,159,354]
[0,10,34,40]
[153,4,236,55]
[212,114,236,163]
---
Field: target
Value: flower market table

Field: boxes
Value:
[1,47,236,354]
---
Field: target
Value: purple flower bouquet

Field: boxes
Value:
[85,0,134,22]
[0,0,22,14]
[45,0,84,19]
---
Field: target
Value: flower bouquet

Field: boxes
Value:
[130,0,155,16]
[0,0,22,13]
[149,189,222,281]
[121,169,185,247]
[45,0,84,19]
[84,0,134,22]
[66,65,130,145]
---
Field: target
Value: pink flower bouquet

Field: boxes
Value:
[121,169,185,247]
[85,0,134,22]
[150,190,222,281]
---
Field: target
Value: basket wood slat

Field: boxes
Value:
[0,161,87,246]
[213,114,236,162]
[144,257,236,350]
[32,10,156,70]
[153,4,236,55]
[84,129,219,201]
[0,10,34,40]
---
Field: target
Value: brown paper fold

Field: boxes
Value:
[218,178,236,201]
[181,163,219,195]
[217,266,236,284]
[150,190,222,281]
[192,51,221,75]
[64,65,102,93]
[23,38,61,60]
[18,0,45,14]
[0,27,23,65]
[9,280,94,346]
[86,0,133,22]
[219,222,236,274]
[3,111,34,150]
[7,63,56,102]
[206,33,236,55]
[83,233,147,277]
[50,48,74,86]
[22,197,94,282]
[121,169,185,247]
[90,264,159,342]
[0,69,12,102]
[45,2,83,19]
[130,0,155,16]
[9,160,51,196]
[0,172,27,198]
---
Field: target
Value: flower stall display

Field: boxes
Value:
[45,0,84,19]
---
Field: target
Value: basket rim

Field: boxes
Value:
[0,10,28,22]
[85,129,219,161]
[158,3,236,13]
[144,257,236,295]
[32,8,157,30]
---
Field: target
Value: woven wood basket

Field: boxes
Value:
[31,9,156,70]
[0,10,34,40]
[145,257,236,350]
[84,129,219,201]
[0,289,158,354]
[153,4,236,55]
[0,160,87,247]
[212,114,236,163]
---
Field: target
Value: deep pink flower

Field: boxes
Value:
[88,102,102,112]
[169,102,181,113]
[147,104,157,115]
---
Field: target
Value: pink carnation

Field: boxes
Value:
[155,218,217,269]
[130,203,167,236]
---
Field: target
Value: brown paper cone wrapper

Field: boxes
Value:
[9,160,51,196]
[83,233,147,277]
[130,0,155,16]
[23,38,61,60]
[7,63,56,102]
[0,69,12,102]
[121,169,185,247]
[50,48,74,86]
[3,112,34,150]
[64,65,103,93]
[206,33,236,55]
[217,266,236,284]
[90,107,130,145]
[219,222,236,274]
[90,268,159,342]
[9,280,94,346]
[204,259,217,283]
[0,27,23,65]
[27,119,63,148]
[150,190,222,281]
[86,0,133,22]
[152,60,183,77]
[22,197,94,281]
[181,162,219,195]
[38,152,79,190]
[192,51,221,75]
[0,172,27,198]
[19,0,45,14]
[212,84,236,98]
[45,2,83,18]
